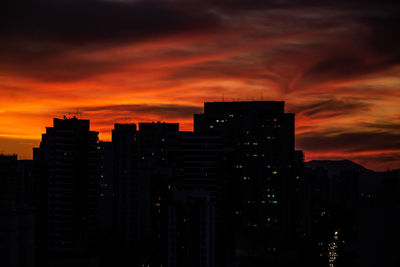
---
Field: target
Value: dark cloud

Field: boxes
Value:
[361,14,400,55]
[0,0,222,80]
[361,121,400,131]
[296,54,400,91]
[297,131,400,153]
[288,98,371,118]
[78,103,203,119]
[0,0,221,44]
[1,0,399,83]
[355,154,400,165]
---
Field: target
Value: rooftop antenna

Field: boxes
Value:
[222,93,225,102]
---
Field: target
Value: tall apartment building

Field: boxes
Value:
[194,101,296,261]
[35,117,99,256]
[168,190,215,267]
[135,122,181,265]
[111,123,137,249]
[173,132,234,266]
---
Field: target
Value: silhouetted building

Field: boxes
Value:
[9,100,397,267]
[34,117,99,266]
[174,132,234,266]
[0,155,36,267]
[194,101,296,262]
[356,170,400,267]
[168,190,215,267]
[112,124,137,251]
[135,122,180,265]
[98,141,113,236]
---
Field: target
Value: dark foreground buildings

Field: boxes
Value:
[0,155,35,267]
[1,101,399,267]
[194,101,296,263]
[33,117,100,266]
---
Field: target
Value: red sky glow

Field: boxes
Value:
[1,0,399,171]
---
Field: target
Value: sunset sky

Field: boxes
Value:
[1,0,399,171]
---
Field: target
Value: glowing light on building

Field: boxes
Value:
[328,230,339,267]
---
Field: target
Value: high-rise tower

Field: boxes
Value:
[35,117,99,255]
[194,101,295,260]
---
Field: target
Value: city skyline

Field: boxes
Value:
[1,99,398,172]
[1,101,399,267]
[1,0,399,171]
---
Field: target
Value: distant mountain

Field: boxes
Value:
[305,160,376,177]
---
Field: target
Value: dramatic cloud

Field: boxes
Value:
[0,0,399,170]
[297,131,400,153]
[79,104,202,118]
[288,98,371,119]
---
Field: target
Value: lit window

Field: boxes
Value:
[210,125,214,129]
[272,170,278,175]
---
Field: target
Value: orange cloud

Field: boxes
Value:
[1,0,399,171]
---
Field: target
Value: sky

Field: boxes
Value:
[0,0,399,171]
